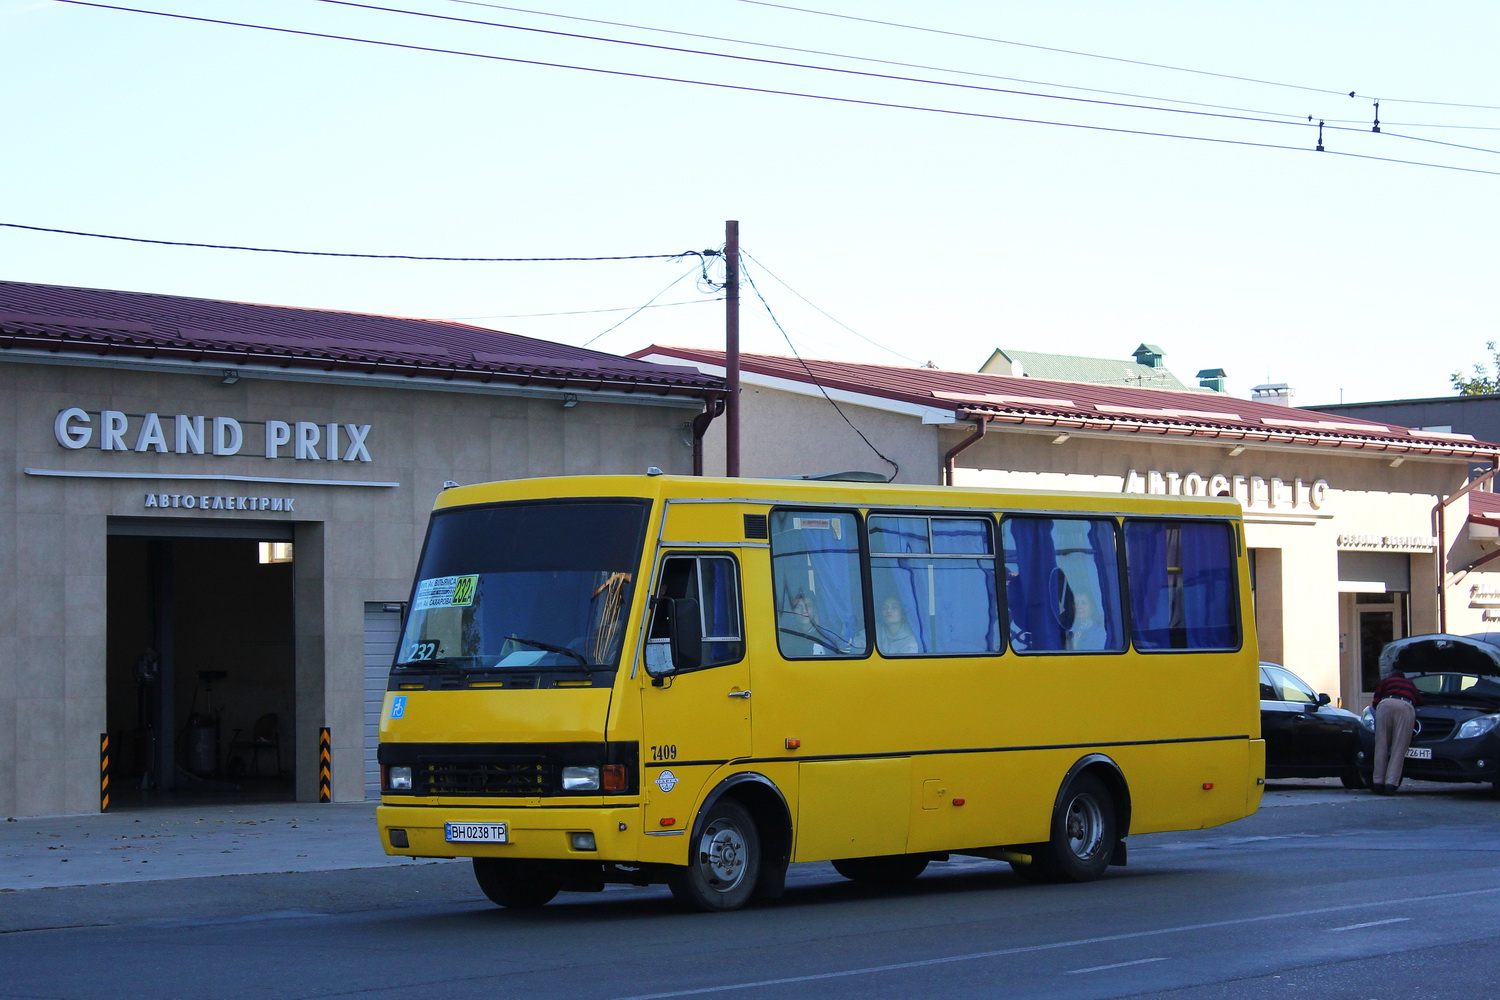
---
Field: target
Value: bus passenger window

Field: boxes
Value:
[869,515,999,655]
[1001,516,1124,654]
[1123,520,1238,650]
[770,510,868,658]
[650,554,743,668]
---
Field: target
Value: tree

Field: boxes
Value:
[1452,341,1500,395]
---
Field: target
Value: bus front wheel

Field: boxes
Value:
[1012,772,1117,884]
[473,858,562,909]
[668,798,761,912]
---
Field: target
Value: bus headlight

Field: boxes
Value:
[1456,714,1500,740]
[387,765,413,791]
[562,766,601,791]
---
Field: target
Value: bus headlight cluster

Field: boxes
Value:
[387,765,413,790]
[562,766,601,791]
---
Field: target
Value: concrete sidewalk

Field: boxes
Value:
[0,801,448,892]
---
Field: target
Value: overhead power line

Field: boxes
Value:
[51,2,1500,177]
[734,0,1500,110]
[0,222,715,262]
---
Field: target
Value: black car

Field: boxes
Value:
[1359,632,1500,792]
[1260,662,1364,787]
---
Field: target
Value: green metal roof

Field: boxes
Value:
[981,347,1195,391]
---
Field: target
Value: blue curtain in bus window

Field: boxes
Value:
[931,519,1000,653]
[1125,523,1171,649]
[1001,518,1066,652]
[1094,520,1124,650]
[700,557,742,663]
[1181,523,1237,648]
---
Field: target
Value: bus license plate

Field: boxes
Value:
[445,822,509,843]
[1406,747,1431,760]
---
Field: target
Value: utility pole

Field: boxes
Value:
[725,219,741,478]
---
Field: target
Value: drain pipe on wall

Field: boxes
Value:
[691,394,726,477]
[942,417,989,486]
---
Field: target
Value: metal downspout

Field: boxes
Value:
[691,395,725,477]
[942,417,989,486]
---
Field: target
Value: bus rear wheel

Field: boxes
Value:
[831,854,929,884]
[1011,773,1117,884]
[668,798,761,912]
[473,858,562,909]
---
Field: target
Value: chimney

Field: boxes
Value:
[1252,383,1294,406]
[1132,344,1165,369]
[1196,368,1228,393]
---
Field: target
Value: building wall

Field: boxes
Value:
[0,359,701,817]
[699,385,942,484]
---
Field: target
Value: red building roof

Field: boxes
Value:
[635,346,1500,459]
[0,280,723,399]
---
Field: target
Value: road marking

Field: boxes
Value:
[1066,957,1168,975]
[1329,917,1412,932]
[610,884,1500,1000]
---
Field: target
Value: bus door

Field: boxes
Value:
[640,552,750,802]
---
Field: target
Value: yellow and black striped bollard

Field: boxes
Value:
[319,727,331,802]
[100,733,110,812]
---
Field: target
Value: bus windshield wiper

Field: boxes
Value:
[506,635,593,673]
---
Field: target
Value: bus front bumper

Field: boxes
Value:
[376,803,645,861]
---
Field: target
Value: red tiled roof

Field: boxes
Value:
[0,280,723,398]
[635,346,1500,459]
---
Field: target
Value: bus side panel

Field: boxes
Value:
[905,750,1055,854]
[1115,737,1263,834]
[793,758,910,861]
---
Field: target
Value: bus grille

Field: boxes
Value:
[415,760,547,796]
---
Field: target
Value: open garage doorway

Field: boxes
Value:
[106,521,297,806]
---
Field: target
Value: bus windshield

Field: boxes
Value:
[394,499,650,673]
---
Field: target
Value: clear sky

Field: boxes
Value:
[3,0,1496,406]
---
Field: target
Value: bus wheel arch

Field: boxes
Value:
[674,772,791,909]
[1011,755,1130,884]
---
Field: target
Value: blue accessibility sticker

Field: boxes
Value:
[390,695,407,719]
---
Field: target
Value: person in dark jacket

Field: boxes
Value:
[1371,669,1422,794]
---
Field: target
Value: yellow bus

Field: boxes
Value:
[376,473,1264,911]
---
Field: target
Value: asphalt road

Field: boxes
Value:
[3,783,1499,1000]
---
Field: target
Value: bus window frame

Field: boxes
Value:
[1120,516,1244,655]
[769,505,873,661]
[647,550,747,675]
[999,513,1129,657]
[867,509,1005,659]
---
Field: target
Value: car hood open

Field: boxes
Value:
[1379,633,1500,678]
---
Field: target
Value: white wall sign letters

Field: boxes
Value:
[1123,468,1329,513]
[54,407,373,463]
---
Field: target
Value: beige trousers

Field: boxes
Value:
[1372,697,1417,788]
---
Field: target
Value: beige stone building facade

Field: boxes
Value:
[1,282,722,818]
[638,347,1500,713]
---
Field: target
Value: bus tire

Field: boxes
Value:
[1024,772,1117,883]
[668,798,761,912]
[831,855,929,884]
[472,858,561,909]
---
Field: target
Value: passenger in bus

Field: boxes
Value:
[1065,591,1109,651]
[877,596,921,655]
[779,592,829,656]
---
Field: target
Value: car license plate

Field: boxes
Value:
[1406,747,1432,760]
[445,822,508,843]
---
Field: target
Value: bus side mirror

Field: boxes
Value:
[646,597,703,677]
